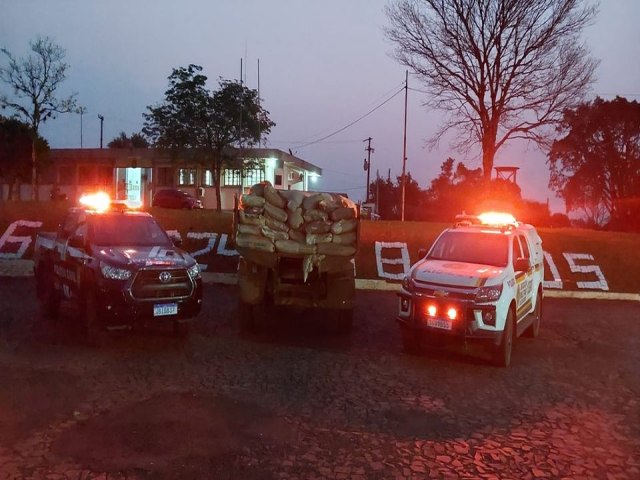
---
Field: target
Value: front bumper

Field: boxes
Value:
[94,277,203,329]
[396,290,503,348]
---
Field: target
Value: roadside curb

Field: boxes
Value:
[3,261,637,301]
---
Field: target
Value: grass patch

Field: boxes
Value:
[1,201,638,292]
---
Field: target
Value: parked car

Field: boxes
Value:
[153,188,203,209]
[396,212,544,367]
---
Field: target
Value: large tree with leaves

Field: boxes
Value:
[0,116,49,200]
[108,131,149,148]
[143,65,274,210]
[385,0,598,179]
[548,96,640,229]
[0,37,76,199]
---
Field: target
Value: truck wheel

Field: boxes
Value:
[38,268,60,319]
[401,328,419,354]
[238,300,256,333]
[524,291,542,338]
[493,308,515,367]
[173,321,189,338]
[85,288,109,347]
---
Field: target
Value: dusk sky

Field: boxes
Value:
[1,0,639,213]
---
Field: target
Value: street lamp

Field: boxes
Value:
[76,106,87,148]
[98,114,104,149]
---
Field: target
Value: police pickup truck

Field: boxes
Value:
[33,193,202,344]
[397,213,543,367]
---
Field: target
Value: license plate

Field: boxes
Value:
[427,318,452,330]
[154,303,178,317]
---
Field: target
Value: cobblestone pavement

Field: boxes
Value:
[0,277,638,479]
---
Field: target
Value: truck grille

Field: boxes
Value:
[130,268,192,300]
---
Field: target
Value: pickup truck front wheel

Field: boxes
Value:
[493,308,515,367]
[38,267,60,319]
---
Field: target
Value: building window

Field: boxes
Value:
[274,174,283,186]
[244,168,265,185]
[203,169,214,187]
[178,168,197,186]
[156,167,173,187]
[223,169,241,186]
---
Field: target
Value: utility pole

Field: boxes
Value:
[76,106,87,148]
[98,114,104,149]
[375,169,380,218]
[401,70,408,222]
[363,137,374,203]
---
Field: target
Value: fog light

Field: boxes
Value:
[401,298,410,312]
[447,307,457,320]
[427,304,437,317]
[483,310,496,326]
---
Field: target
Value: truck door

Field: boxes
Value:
[514,234,533,319]
[59,221,89,301]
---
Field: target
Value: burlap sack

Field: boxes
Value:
[306,233,333,245]
[280,190,305,211]
[264,185,287,209]
[275,240,317,255]
[302,193,324,211]
[305,221,332,234]
[317,243,356,256]
[330,207,355,221]
[265,216,289,233]
[288,207,304,230]
[249,182,266,197]
[239,210,265,226]
[237,224,261,236]
[289,230,306,243]
[240,194,265,208]
[332,232,357,245]
[236,234,275,253]
[303,209,329,222]
[260,225,289,241]
[331,218,357,235]
[264,202,288,223]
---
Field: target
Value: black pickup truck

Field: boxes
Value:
[33,201,202,344]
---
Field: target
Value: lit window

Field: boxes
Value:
[178,168,197,186]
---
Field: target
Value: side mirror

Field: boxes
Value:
[515,257,531,272]
[418,248,428,258]
[68,235,85,249]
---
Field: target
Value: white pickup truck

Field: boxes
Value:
[396,213,544,367]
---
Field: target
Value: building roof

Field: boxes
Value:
[49,147,322,175]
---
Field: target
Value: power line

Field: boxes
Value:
[291,87,404,150]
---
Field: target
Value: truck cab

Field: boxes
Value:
[397,212,544,366]
[34,193,202,344]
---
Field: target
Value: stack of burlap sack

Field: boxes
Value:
[236,182,358,257]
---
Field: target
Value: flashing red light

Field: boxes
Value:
[426,304,437,317]
[447,307,458,320]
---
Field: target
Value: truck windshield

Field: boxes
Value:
[90,215,173,247]
[427,231,509,267]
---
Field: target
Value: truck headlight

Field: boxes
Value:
[401,275,413,292]
[100,262,132,280]
[187,263,201,280]
[475,284,503,303]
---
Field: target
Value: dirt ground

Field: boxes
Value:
[0,277,639,479]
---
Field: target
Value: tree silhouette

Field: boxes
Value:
[385,0,598,179]
[0,37,75,199]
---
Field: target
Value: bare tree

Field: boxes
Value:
[0,36,76,199]
[385,0,599,178]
